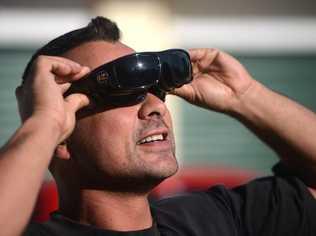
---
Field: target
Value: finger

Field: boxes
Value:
[51,61,80,77]
[64,93,90,113]
[189,48,220,67]
[71,66,91,80]
[59,83,71,94]
[50,57,91,80]
[34,55,81,75]
[44,56,83,72]
[54,66,91,84]
[199,49,219,70]
[192,62,200,76]
[169,85,194,100]
[188,48,210,62]
[43,55,87,79]
[31,56,91,86]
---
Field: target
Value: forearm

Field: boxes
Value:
[0,116,60,236]
[232,80,316,186]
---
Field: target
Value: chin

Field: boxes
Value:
[147,158,179,181]
[117,161,179,194]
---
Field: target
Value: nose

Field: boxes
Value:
[138,93,167,119]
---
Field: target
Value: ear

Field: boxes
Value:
[55,143,71,160]
[15,86,27,122]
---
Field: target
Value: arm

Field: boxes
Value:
[234,80,316,190]
[173,48,316,191]
[0,56,90,236]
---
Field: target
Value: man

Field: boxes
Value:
[0,16,315,235]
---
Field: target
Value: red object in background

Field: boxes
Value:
[32,166,257,222]
[32,181,59,222]
[151,166,257,199]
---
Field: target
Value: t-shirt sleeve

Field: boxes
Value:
[23,223,49,236]
[216,164,316,235]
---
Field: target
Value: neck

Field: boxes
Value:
[59,189,153,231]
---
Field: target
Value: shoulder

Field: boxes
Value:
[153,185,236,213]
[152,175,316,235]
[152,186,241,235]
[232,174,316,207]
[235,175,316,235]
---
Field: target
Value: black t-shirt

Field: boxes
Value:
[25,213,160,235]
[24,174,316,235]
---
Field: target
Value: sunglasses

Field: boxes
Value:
[67,49,192,106]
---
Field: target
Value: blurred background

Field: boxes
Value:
[1,0,316,185]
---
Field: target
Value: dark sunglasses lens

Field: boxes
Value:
[159,50,192,91]
[170,50,192,85]
[114,54,160,89]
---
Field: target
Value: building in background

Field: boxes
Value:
[1,0,316,177]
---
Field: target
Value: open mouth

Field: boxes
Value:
[137,133,168,145]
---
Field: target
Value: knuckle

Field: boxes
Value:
[32,55,49,73]
[205,48,215,56]
[35,55,48,66]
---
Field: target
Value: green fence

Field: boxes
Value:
[0,49,34,145]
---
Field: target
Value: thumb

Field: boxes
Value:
[64,93,90,113]
[170,85,194,101]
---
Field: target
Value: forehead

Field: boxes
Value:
[63,41,135,69]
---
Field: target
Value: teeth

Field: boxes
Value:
[138,134,164,144]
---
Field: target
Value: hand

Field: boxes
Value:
[172,48,255,113]
[16,56,91,143]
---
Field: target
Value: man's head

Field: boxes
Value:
[22,16,120,82]
[23,16,178,195]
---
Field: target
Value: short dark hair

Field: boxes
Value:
[22,16,121,82]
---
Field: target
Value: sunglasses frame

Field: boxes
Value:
[68,49,192,106]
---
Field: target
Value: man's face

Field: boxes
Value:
[63,41,178,192]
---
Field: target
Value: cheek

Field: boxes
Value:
[69,110,137,165]
[166,110,173,128]
[164,110,176,147]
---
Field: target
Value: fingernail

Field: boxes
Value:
[83,66,91,71]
